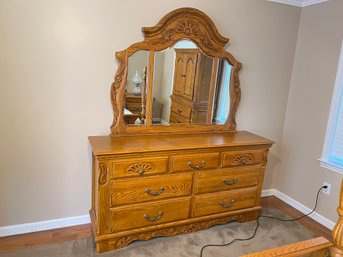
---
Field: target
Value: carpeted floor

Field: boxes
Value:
[0,208,317,257]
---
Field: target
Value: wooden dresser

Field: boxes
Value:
[91,8,275,253]
[89,131,273,252]
[169,49,213,124]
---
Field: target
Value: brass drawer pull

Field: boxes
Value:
[188,160,206,170]
[223,177,238,186]
[144,187,165,196]
[219,200,236,208]
[138,168,145,175]
[177,108,182,113]
[144,211,163,222]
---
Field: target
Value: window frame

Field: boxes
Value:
[320,41,343,175]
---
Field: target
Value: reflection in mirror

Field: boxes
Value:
[212,59,232,124]
[124,50,149,125]
[152,40,214,125]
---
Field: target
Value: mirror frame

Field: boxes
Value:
[110,7,242,135]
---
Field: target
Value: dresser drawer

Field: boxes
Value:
[193,187,257,217]
[171,101,192,119]
[195,166,260,194]
[170,111,191,123]
[110,197,190,232]
[222,150,265,167]
[111,173,192,206]
[126,103,142,113]
[171,153,219,172]
[110,157,168,178]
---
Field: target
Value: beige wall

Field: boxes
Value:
[0,0,300,226]
[275,0,343,222]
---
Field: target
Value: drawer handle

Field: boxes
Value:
[176,120,182,123]
[144,187,165,196]
[188,160,206,170]
[177,108,182,113]
[144,211,163,222]
[223,177,238,186]
[219,200,236,208]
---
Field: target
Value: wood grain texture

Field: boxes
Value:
[193,187,257,217]
[0,224,92,253]
[110,156,168,178]
[109,7,242,135]
[330,179,343,257]
[110,197,191,232]
[110,173,192,206]
[195,166,259,194]
[94,208,259,252]
[171,152,219,172]
[221,149,265,167]
[89,131,274,156]
[241,237,332,257]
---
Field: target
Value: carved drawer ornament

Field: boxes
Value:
[98,162,108,185]
[126,162,154,175]
[232,153,254,165]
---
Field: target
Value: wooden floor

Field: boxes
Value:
[0,196,332,253]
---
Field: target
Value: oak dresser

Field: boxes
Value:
[89,132,273,252]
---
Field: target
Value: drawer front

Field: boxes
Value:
[111,173,193,206]
[222,150,265,167]
[170,111,191,124]
[111,157,168,178]
[195,166,260,194]
[171,101,192,119]
[171,153,219,172]
[193,187,257,217]
[110,197,190,232]
[125,102,142,113]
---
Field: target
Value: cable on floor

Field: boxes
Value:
[199,185,326,257]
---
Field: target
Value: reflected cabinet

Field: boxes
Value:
[89,7,274,253]
[170,48,213,124]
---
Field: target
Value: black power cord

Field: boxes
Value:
[199,185,327,257]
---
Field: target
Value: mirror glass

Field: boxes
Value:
[151,40,215,125]
[212,58,232,125]
[123,42,233,127]
[124,50,149,125]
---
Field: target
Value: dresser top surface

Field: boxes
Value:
[89,131,274,156]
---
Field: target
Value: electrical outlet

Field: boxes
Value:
[323,182,331,195]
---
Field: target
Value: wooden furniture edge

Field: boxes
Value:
[240,237,332,257]
[90,207,260,252]
[330,179,343,257]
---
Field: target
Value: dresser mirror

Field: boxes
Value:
[111,7,242,135]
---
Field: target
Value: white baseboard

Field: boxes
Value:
[0,189,335,237]
[0,214,90,237]
[262,188,336,230]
